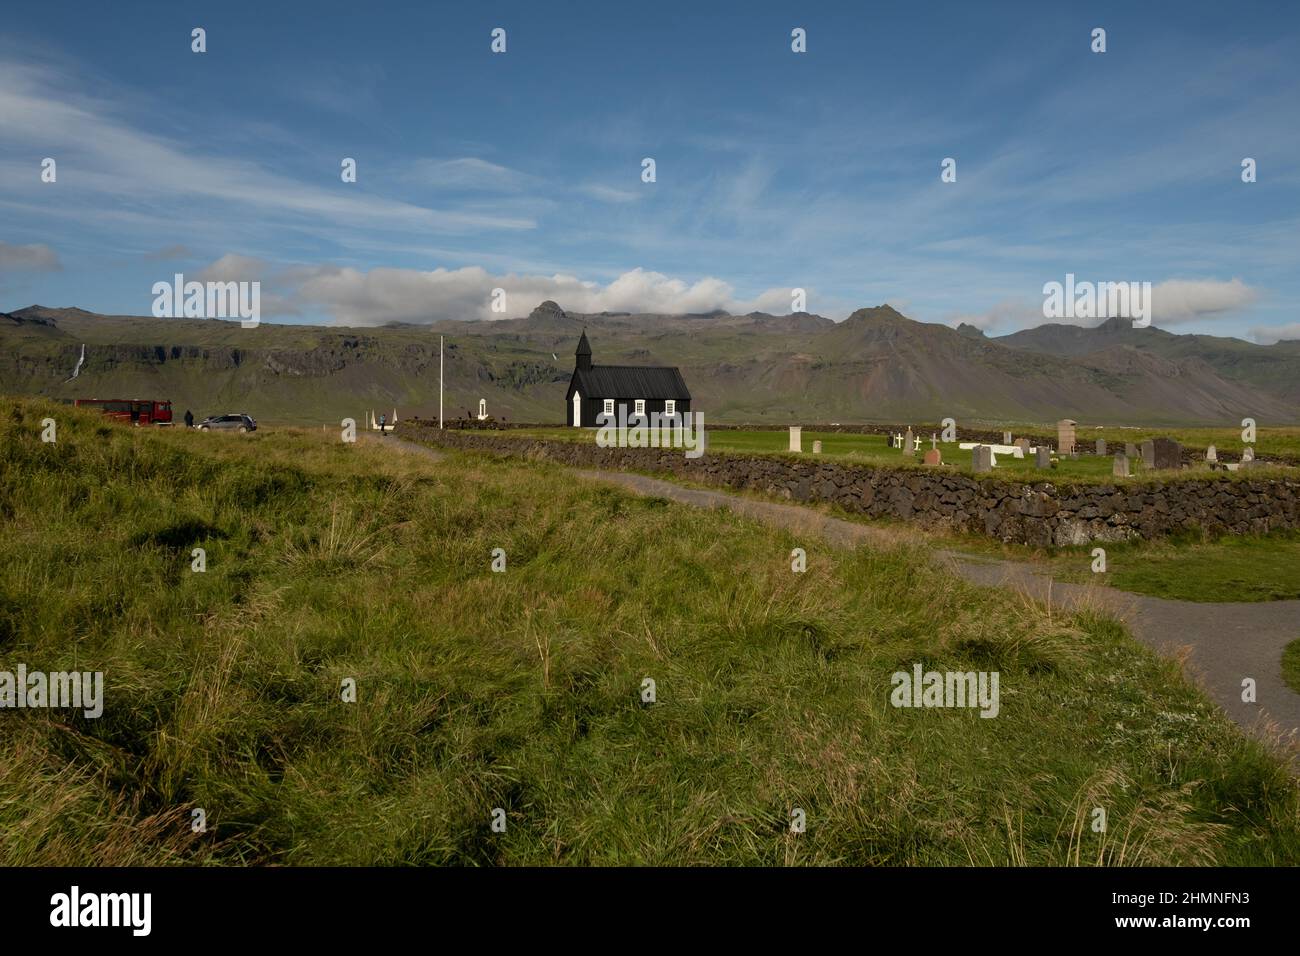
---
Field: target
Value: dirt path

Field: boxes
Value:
[575,468,1300,758]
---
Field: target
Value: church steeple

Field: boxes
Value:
[575,329,592,371]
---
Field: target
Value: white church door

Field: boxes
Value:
[572,392,581,427]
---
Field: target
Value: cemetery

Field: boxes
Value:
[470,418,1284,481]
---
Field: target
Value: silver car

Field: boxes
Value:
[198,413,257,432]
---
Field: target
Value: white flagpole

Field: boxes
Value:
[439,335,444,430]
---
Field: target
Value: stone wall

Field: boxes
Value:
[405,426,1300,547]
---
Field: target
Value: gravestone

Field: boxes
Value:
[923,448,942,466]
[1152,438,1181,470]
[972,445,992,473]
[891,432,902,449]
[1035,446,1051,469]
[1095,438,1107,456]
[1125,442,1138,459]
[1012,446,1025,459]
[1057,419,1077,455]
[1242,446,1255,462]
[1014,437,1031,452]
[1113,452,1130,477]
[903,426,915,457]
[789,426,802,453]
[1206,444,1217,463]
[1140,440,1155,468]
[812,440,822,454]
[1002,431,1012,446]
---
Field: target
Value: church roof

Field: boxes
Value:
[573,364,691,401]
[576,329,592,356]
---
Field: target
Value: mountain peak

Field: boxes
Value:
[529,300,568,320]
[843,304,909,325]
[7,305,67,327]
[956,322,986,339]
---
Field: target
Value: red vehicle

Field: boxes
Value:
[75,398,174,426]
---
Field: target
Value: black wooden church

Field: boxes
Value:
[564,330,692,427]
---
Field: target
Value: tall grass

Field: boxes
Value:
[1,398,1297,865]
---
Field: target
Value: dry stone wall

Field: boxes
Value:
[406,427,1300,546]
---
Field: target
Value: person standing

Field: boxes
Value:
[379,413,387,435]
[184,409,194,429]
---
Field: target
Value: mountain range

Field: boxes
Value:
[3,301,1298,426]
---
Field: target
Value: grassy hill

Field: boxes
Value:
[5,301,1300,426]
[1,399,1297,865]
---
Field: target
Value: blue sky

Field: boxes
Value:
[2,0,1298,340]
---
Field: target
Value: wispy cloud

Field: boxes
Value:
[404,157,538,192]
[0,58,537,235]
[578,183,641,204]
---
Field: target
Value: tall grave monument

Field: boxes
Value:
[1057,420,1077,456]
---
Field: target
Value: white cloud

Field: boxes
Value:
[219,260,801,325]
[189,254,299,318]
[1150,278,1258,324]
[953,279,1261,333]
[1250,323,1300,345]
[195,254,272,283]
[0,240,60,272]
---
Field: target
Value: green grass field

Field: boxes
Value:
[3,399,1299,866]
[1026,534,1300,603]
